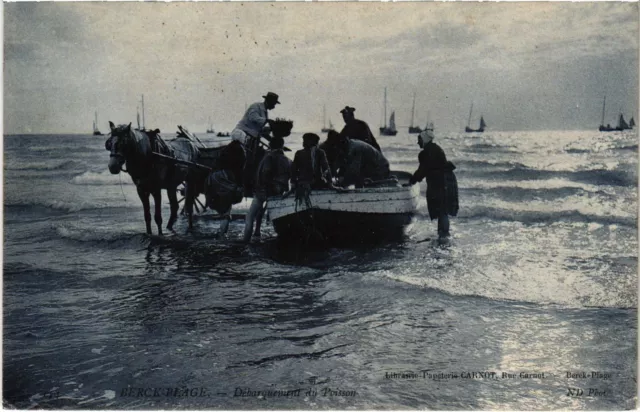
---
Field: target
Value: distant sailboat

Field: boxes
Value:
[206,118,215,134]
[408,93,422,134]
[599,96,633,132]
[464,103,486,133]
[321,105,334,133]
[379,87,398,136]
[93,111,103,136]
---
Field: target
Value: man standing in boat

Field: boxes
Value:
[338,106,382,152]
[230,92,280,196]
[335,136,390,188]
[406,128,458,239]
[231,92,280,148]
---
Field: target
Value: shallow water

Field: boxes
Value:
[3,129,637,409]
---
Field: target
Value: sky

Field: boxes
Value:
[3,2,639,134]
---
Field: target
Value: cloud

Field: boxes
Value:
[3,2,638,134]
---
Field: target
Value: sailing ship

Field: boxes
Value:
[464,103,486,133]
[598,96,634,132]
[206,118,215,134]
[92,111,103,136]
[379,87,398,136]
[321,105,334,133]
[408,93,422,134]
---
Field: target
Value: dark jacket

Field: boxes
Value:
[254,149,292,198]
[409,141,459,220]
[291,147,332,189]
[339,119,382,152]
[339,139,390,187]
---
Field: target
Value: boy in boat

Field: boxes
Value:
[335,136,390,188]
[338,106,382,152]
[291,133,333,209]
[243,136,291,242]
[291,133,332,190]
[406,128,459,239]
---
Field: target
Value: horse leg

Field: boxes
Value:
[254,201,267,237]
[167,186,179,231]
[137,187,152,235]
[152,190,163,236]
[184,180,195,231]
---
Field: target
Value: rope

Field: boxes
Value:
[118,174,127,202]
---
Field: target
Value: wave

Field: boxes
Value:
[615,144,638,152]
[4,199,136,214]
[462,143,517,153]
[70,171,133,186]
[466,165,636,188]
[4,160,86,172]
[460,205,637,228]
[459,185,610,203]
[55,225,150,247]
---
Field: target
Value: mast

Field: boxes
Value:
[601,96,606,126]
[411,92,416,128]
[467,103,474,128]
[141,94,146,130]
[383,87,388,128]
[323,104,326,129]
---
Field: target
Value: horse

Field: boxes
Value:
[106,121,200,235]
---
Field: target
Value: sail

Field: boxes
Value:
[630,117,636,128]
[389,111,396,131]
[480,116,487,129]
[618,114,629,130]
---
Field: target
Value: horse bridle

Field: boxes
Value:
[108,128,130,173]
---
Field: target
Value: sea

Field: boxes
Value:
[3,128,638,410]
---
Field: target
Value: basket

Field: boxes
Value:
[270,118,294,138]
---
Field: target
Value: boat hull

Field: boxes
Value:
[379,128,398,136]
[267,184,420,243]
[465,127,484,133]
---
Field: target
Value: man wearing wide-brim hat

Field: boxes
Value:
[338,106,382,152]
[230,92,280,148]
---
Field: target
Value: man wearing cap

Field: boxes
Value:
[338,106,382,152]
[231,92,280,148]
[336,136,390,188]
[406,128,459,239]
[291,133,332,191]
[243,136,292,242]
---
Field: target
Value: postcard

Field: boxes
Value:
[3,2,637,409]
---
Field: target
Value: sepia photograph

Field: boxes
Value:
[3,2,638,409]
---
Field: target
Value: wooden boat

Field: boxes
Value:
[267,175,420,243]
[408,93,422,134]
[379,87,398,136]
[598,96,633,132]
[93,111,103,136]
[321,105,334,133]
[464,103,486,133]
